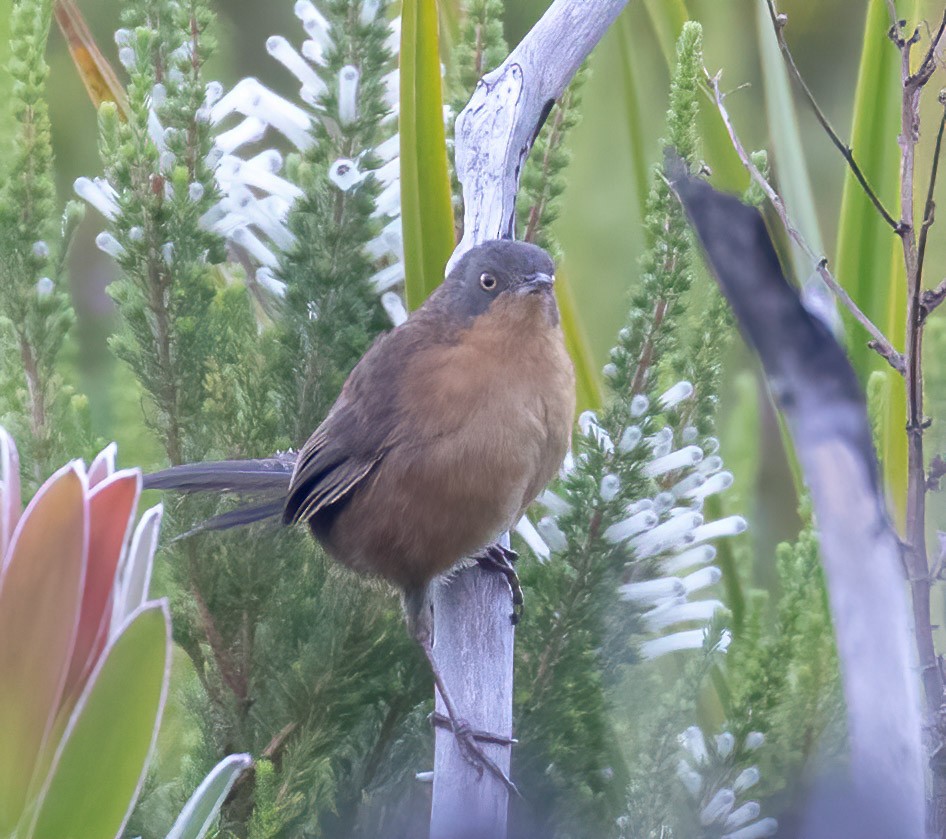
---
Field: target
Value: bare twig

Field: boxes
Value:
[765,0,901,233]
[707,71,905,373]
[923,277,946,314]
[918,101,946,301]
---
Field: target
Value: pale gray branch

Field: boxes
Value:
[431,2,628,836]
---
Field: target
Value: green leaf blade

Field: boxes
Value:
[400,0,456,309]
[29,602,171,839]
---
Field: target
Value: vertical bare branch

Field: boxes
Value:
[431,1,627,835]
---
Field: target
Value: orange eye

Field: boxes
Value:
[480,273,497,291]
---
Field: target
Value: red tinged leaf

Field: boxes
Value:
[0,465,87,835]
[62,470,141,705]
[87,442,117,488]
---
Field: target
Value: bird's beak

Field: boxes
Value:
[519,272,555,293]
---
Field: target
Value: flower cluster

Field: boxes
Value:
[76,0,408,326]
[675,725,777,839]
[522,379,745,660]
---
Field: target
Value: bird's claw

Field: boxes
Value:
[430,713,521,797]
[474,542,524,624]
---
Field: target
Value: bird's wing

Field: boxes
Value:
[283,310,455,525]
[283,416,384,524]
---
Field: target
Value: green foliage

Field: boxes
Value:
[609,21,703,412]
[0,0,89,483]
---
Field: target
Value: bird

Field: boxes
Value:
[145,238,576,792]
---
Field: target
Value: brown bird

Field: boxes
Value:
[145,239,576,790]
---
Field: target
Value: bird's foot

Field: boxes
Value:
[474,543,524,624]
[430,712,521,797]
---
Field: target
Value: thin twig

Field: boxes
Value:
[765,0,901,233]
[907,7,946,88]
[918,102,946,298]
[707,70,905,374]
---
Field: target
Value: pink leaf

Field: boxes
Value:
[62,469,141,704]
[87,442,117,488]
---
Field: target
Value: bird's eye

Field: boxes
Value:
[479,272,497,291]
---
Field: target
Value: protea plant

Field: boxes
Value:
[0,428,249,839]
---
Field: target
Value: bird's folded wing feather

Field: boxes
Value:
[284,314,454,524]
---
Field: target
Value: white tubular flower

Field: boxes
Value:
[369,262,406,293]
[661,544,716,575]
[643,599,723,632]
[686,471,734,501]
[215,116,268,154]
[724,802,761,831]
[678,726,709,766]
[384,16,401,52]
[516,515,551,562]
[676,759,702,798]
[95,232,125,258]
[360,0,380,23]
[643,445,703,478]
[715,731,735,758]
[604,509,658,544]
[230,227,280,268]
[700,788,735,826]
[380,291,407,326]
[256,267,287,298]
[35,277,54,297]
[627,511,702,559]
[733,767,760,794]
[681,566,722,595]
[691,516,748,544]
[721,818,777,839]
[536,516,568,554]
[216,154,304,201]
[537,489,572,516]
[382,68,399,108]
[375,156,400,187]
[629,393,649,417]
[294,0,332,49]
[659,380,693,409]
[599,474,620,501]
[618,576,685,606]
[266,35,327,96]
[338,65,360,125]
[744,731,765,751]
[618,425,642,453]
[373,179,401,218]
[74,177,120,220]
[640,629,705,659]
[328,158,366,191]
[227,186,296,251]
[699,454,724,475]
[211,78,314,151]
[374,133,400,162]
[671,471,706,498]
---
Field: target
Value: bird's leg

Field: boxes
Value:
[402,584,521,797]
[473,542,524,624]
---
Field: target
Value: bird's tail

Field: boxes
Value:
[144,455,297,534]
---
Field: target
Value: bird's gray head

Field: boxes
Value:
[440,239,557,322]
